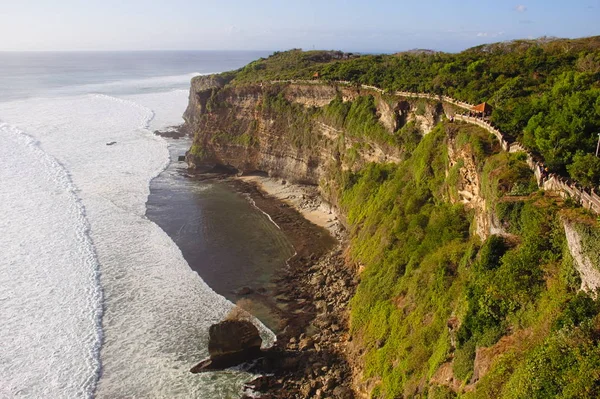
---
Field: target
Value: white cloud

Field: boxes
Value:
[476,31,505,38]
[515,5,527,12]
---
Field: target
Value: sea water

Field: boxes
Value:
[0,51,277,398]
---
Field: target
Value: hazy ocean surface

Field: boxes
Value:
[0,51,279,398]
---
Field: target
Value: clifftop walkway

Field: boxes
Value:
[267,79,600,214]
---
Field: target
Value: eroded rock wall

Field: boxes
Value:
[183,77,439,187]
[563,220,600,293]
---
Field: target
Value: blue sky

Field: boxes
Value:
[0,0,597,52]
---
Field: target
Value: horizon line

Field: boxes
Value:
[0,34,597,55]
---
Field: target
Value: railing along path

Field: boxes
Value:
[265,79,600,213]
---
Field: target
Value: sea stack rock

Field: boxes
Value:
[190,319,263,373]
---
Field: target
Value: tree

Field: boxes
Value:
[567,152,600,188]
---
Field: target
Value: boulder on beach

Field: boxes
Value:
[208,319,262,358]
[190,319,263,373]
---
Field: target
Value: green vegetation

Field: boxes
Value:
[395,121,423,156]
[341,126,470,397]
[226,49,357,83]
[322,94,395,145]
[189,142,206,159]
[219,37,600,187]
[254,88,399,150]
[330,121,600,397]
[521,71,600,173]
[211,130,258,147]
[501,323,600,399]
[567,152,600,189]
[259,89,321,151]
[196,38,600,397]
[480,152,538,205]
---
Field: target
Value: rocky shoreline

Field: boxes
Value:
[190,174,358,398]
[243,243,357,399]
[155,126,358,397]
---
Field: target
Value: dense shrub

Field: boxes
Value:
[501,322,600,399]
[331,120,600,397]
[322,94,394,145]
[553,292,600,331]
[567,152,600,188]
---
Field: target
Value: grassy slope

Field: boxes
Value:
[241,87,600,397]
[337,123,600,398]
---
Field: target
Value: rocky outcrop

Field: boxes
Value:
[190,319,263,372]
[285,83,338,107]
[446,128,506,241]
[208,319,262,359]
[447,136,488,240]
[184,80,329,183]
[242,244,357,399]
[409,102,444,135]
[375,97,398,132]
[183,74,228,127]
[563,219,600,293]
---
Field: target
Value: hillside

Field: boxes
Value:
[216,36,600,188]
[183,38,600,398]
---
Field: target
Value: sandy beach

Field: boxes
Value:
[238,175,344,239]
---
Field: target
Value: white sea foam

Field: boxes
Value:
[51,73,205,98]
[123,89,191,131]
[0,123,102,398]
[0,88,275,398]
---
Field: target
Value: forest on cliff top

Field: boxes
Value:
[217,36,600,189]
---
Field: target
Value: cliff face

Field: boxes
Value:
[183,74,600,399]
[447,135,492,240]
[563,219,600,293]
[183,76,443,187]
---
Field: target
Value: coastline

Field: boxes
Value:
[237,176,344,240]
[147,134,295,334]
[151,130,357,398]
[224,176,357,399]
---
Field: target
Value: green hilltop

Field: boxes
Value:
[217,36,600,189]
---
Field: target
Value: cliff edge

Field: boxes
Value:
[183,52,600,398]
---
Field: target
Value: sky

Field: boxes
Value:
[0,0,598,53]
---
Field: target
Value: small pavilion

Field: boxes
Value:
[471,102,492,118]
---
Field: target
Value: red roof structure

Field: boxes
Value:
[471,102,492,115]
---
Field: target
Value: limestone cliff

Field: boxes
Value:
[563,219,600,293]
[183,76,445,188]
[182,74,600,399]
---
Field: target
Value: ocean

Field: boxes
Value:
[0,51,290,398]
